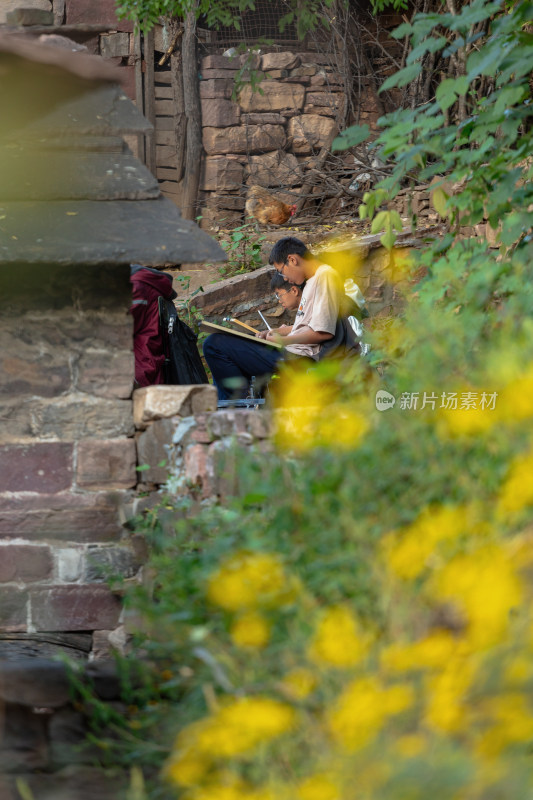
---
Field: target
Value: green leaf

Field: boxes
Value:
[390,210,404,231]
[380,63,421,92]
[432,187,450,218]
[436,78,460,112]
[380,228,396,250]
[371,210,389,234]
[332,124,370,151]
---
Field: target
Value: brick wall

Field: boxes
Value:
[0,263,140,641]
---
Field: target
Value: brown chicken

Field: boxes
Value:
[245,186,297,226]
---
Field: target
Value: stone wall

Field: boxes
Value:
[0,659,129,797]
[0,263,140,647]
[134,386,271,502]
[197,50,381,231]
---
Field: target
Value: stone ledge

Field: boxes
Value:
[133,384,217,430]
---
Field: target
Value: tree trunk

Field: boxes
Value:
[181,5,202,221]
[170,50,186,182]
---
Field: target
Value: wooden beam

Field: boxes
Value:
[143,29,157,175]
[134,30,145,164]
[170,51,186,184]
[180,4,202,220]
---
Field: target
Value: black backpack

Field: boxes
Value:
[316,296,368,361]
[158,297,209,385]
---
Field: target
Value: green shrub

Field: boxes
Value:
[88,1,533,797]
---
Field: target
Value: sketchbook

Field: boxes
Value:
[200,321,283,349]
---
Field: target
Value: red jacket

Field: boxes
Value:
[129,266,176,387]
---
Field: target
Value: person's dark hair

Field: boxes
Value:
[268,237,311,266]
[270,272,305,292]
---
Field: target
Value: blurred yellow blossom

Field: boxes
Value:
[166,753,210,787]
[315,405,369,450]
[308,605,370,668]
[295,772,341,800]
[496,365,533,422]
[186,782,277,800]
[475,694,533,757]
[206,551,295,611]
[272,369,369,452]
[230,611,271,649]
[327,677,413,750]
[431,544,523,647]
[381,630,460,673]
[497,449,533,516]
[504,655,532,686]
[279,668,318,701]
[424,655,477,733]
[437,405,497,436]
[174,697,296,764]
[382,504,469,580]
[316,238,364,282]
[394,734,427,759]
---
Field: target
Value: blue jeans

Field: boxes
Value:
[203,333,284,400]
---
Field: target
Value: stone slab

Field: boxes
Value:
[0,0,50,25]
[0,544,53,583]
[200,97,241,128]
[65,0,133,30]
[77,349,134,398]
[0,443,73,493]
[0,197,226,266]
[238,80,305,112]
[246,150,302,188]
[200,155,244,191]
[31,585,122,631]
[203,124,286,155]
[133,385,217,430]
[6,7,53,24]
[201,54,240,70]
[0,587,28,632]
[199,78,233,99]
[241,112,286,125]
[261,52,300,71]
[76,439,137,489]
[288,114,338,154]
[0,492,126,542]
[99,31,130,58]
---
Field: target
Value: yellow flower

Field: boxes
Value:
[327,677,413,751]
[230,611,271,649]
[395,734,426,759]
[279,668,318,701]
[315,406,369,450]
[166,754,210,787]
[382,504,469,580]
[296,773,341,800]
[424,655,476,733]
[497,365,533,422]
[188,782,276,800]
[175,697,296,762]
[437,406,497,437]
[497,450,533,516]
[476,694,533,757]
[504,655,532,686]
[206,551,292,612]
[431,544,522,647]
[381,631,461,673]
[308,605,370,668]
